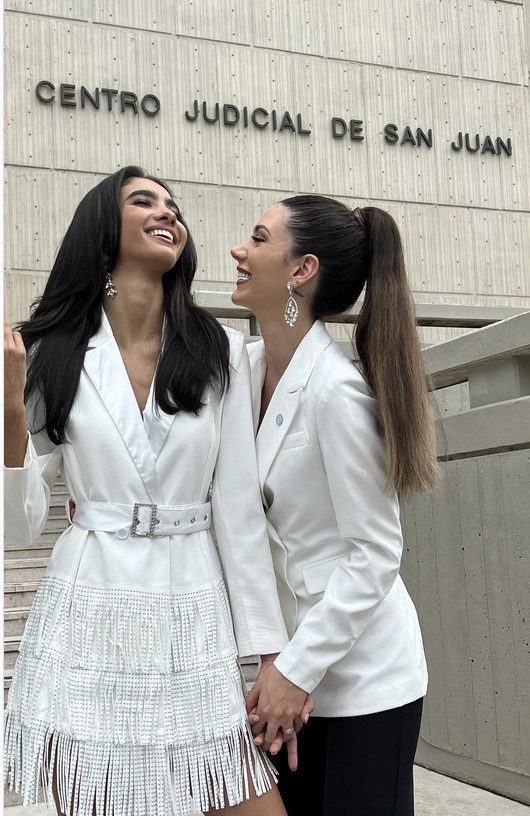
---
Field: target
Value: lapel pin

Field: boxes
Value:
[276,414,284,426]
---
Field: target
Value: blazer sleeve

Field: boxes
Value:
[4,430,63,547]
[211,331,288,658]
[273,372,403,693]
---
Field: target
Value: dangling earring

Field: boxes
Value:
[103,253,117,297]
[284,281,298,327]
[105,270,117,297]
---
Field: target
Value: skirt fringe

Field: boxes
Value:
[4,574,274,815]
[4,714,274,816]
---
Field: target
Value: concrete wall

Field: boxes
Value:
[4,1,530,346]
[402,451,530,804]
[400,314,530,804]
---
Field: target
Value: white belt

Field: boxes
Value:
[72,500,211,539]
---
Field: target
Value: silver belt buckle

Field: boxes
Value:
[131,503,159,537]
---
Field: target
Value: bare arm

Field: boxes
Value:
[4,322,28,467]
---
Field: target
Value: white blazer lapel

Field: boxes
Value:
[256,385,302,489]
[142,381,176,461]
[251,321,334,490]
[83,311,162,502]
[248,339,303,488]
[248,340,266,435]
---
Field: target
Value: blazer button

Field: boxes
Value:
[276,414,283,426]
[116,528,129,540]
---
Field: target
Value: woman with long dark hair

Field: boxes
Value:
[231,196,438,815]
[3,167,295,816]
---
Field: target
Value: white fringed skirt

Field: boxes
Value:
[4,574,273,816]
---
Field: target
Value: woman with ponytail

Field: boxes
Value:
[4,167,296,816]
[231,196,437,815]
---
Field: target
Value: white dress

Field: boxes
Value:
[4,312,288,816]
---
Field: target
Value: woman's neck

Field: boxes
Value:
[259,314,315,382]
[103,275,164,348]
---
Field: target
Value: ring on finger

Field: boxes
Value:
[283,726,294,735]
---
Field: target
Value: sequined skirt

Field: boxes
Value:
[4,573,272,816]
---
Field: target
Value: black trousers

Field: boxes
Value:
[270,698,423,816]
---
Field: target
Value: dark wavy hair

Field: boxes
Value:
[20,166,229,444]
[281,195,437,496]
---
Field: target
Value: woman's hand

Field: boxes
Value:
[4,323,26,406]
[4,322,29,467]
[247,661,314,770]
[247,664,310,753]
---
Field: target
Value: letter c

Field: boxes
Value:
[36,80,55,103]
[251,108,269,128]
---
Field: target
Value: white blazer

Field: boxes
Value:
[247,320,427,717]
[4,312,288,659]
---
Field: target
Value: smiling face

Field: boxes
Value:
[115,177,188,275]
[231,203,300,321]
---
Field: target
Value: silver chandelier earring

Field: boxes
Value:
[105,271,117,298]
[284,281,298,327]
[104,254,117,298]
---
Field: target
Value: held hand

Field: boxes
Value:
[4,322,27,409]
[253,691,313,750]
[296,692,314,731]
[245,653,278,715]
[251,664,308,752]
[268,729,300,772]
[256,653,279,681]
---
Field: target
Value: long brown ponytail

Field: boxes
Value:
[281,195,438,497]
[355,208,438,496]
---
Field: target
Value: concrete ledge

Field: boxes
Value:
[417,739,530,806]
[424,311,530,389]
[193,290,528,330]
[437,397,530,459]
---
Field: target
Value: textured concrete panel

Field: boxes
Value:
[460,0,527,85]
[5,168,107,274]
[93,0,177,34]
[4,14,55,168]
[402,448,530,793]
[4,0,90,19]
[175,0,252,45]
[169,0,527,86]
[5,272,50,325]
[471,211,530,297]
[213,46,299,190]
[257,0,327,56]
[391,0,462,76]
[6,14,528,210]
